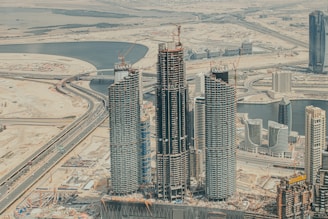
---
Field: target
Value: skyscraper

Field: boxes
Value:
[140,115,152,185]
[268,121,289,158]
[244,118,262,153]
[278,97,292,134]
[205,67,236,200]
[309,10,328,74]
[272,71,292,93]
[305,105,326,184]
[109,63,140,195]
[156,41,189,201]
[194,96,206,172]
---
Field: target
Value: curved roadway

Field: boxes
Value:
[0,73,108,214]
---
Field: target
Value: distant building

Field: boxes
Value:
[140,115,151,185]
[268,121,289,158]
[205,67,236,200]
[109,63,140,195]
[272,71,292,93]
[276,176,312,219]
[194,97,205,173]
[278,97,292,134]
[190,148,203,181]
[244,119,262,153]
[240,41,252,55]
[156,41,189,201]
[305,105,326,184]
[309,10,328,74]
[194,73,205,96]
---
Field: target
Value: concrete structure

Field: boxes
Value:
[278,97,292,135]
[268,121,289,158]
[244,119,262,153]
[313,150,328,218]
[205,67,236,200]
[305,105,326,184]
[194,72,205,96]
[100,196,277,219]
[272,71,292,93]
[109,63,140,195]
[194,96,205,171]
[190,148,203,181]
[140,115,152,185]
[276,176,312,219]
[240,40,253,55]
[309,10,328,74]
[156,41,189,201]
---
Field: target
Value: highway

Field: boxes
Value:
[0,73,108,214]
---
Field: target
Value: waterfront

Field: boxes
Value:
[1,42,327,135]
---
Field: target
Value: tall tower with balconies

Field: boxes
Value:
[305,105,326,184]
[205,67,236,200]
[109,63,140,195]
[156,41,189,201]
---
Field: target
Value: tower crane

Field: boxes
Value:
[118,41,136,65]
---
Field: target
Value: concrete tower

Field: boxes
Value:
[194,96,206,172]
[278,97,292,134]
[109,63,140,195]
[305,105,326,184]
[244,119,262,153]
[268,121,289,158]
[156,41,189,201]
[140,115,151,185]
[309,11,328,74]
[272,71,291,93]
[205,67,236,200]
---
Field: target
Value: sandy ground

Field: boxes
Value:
[0,0,327,217]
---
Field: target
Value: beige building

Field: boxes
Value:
[305,106,326,184]
[272,71,292,93]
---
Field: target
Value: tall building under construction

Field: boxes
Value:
[309,10,328,74]
[156,41,189,201]
[305,105,326,185]
[276,175,312,219]
[205,67,236,200]
[109,63,140,195]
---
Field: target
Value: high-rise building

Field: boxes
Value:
[278,97,292,134]
[194,96,205,171]
[268,121,289,158]
[244,119,262,153]
[313,150,328,218]
[309,10,328,74]
[194,72,205,96]
[205,67,236,200]
[140,115,152,185]
[109,63,140,195]
[272,71,292,93]
[305,105,326,184]
[156,41,189,201]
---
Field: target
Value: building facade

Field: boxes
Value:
[109,63,140,195]
[194,96,205,171]
[272,71,292,93]
[140,115,152,185]
[313,151,328,218]
[268,121,289,158]
[205,67,236,200]
[156,42,189,201]
[305,105,326,184]
[309,10,328,74]
[278,97,292,134]
[244,119,262,153]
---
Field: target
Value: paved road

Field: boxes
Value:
[0,74,108,214]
